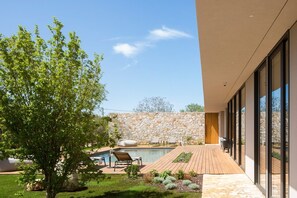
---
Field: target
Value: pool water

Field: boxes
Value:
[91,148,173,163]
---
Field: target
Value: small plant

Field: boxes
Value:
[149,169,159,177]
[197,139,204,145]
[143,173,153,183]
[153,177,164,183]
[125,164,139,179]
[176,169,185,180]
[186,136,193,144]
[182,180,192,186]
[189,170,198,177]
[165,183,177,190]
[162,179,172,185]
[188,183,200,190]
[159,170,172,179]
[184,174,191,180]
[166,176,176,182]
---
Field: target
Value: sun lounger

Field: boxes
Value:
[168,137,177,144]
[112,151,142,171]
[150,137,160,144]
[90,156,106,166]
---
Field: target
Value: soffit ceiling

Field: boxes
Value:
[196,0,297,112]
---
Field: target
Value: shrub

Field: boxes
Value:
[143,173,153,183]
[165,183,177,190]
[183,174,191,180]
[182,180,192,186]
[160,170,172,179]
[125,165,139,179]
[166,176,176,182]
[189,170,198,177]
[149,169,159,177]
[153,177,164,183]
[162,179,172,185]
[176,169,185,180]
[188,183,200,190]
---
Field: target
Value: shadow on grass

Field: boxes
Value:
[87,190,179,198]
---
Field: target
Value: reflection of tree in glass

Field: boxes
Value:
[260,97,266,112]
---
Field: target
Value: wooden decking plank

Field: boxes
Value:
[138,145,244,175]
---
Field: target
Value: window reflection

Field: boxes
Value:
[259,65,266,191]
[271,50,281,198]
[241,87,246,170]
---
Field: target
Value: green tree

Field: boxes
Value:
[180,103,204,112]
[134,97,174,112]
[0,19,106,198]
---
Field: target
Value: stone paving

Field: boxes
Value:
[202,174,264,198]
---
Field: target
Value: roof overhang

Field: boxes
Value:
[196,0,297,112]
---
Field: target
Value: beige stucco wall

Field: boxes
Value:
[110,112,205,145]
[289,21,297,198]
[245,73,255,182]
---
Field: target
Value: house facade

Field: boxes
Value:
[196,0,297,197]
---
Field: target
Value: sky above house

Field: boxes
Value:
[0,0,203,114]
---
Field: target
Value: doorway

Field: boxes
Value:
[205,113,219,144]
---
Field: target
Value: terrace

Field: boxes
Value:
[93,144,263,197]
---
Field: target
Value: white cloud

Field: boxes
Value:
[113,43,139,57]
[113,26,192,58]
[149,26,192,40]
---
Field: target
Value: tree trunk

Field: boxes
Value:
[45,173,57,198]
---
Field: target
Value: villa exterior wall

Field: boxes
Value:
[289,21,297,198]
[110,112,205,145]
[219,111,225,138]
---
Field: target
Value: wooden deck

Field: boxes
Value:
[140,145,244,174]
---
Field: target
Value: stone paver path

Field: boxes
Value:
[202,174,264,198]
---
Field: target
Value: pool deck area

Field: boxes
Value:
[99,144,244,174]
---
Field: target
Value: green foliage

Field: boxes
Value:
[0,18,106,198]
[180,103,204,112]
[77,157,106,187]
[165,183,177,190]
[0,174,202,197]
[189,170,198,177]
[182,180,192,186]
[125,165,140,179]
[173,152,193,163]
[152,177,164,184]
[149,169,159,177]
[165,176,176,182]
[162,179,172,185]
[188,183,200,190]
[18,163,39,186]
[134,97,174,112]
[87,116,121,149]
[159,170,172,179]
[176,170,185,180]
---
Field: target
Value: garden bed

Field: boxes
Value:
[173,152,193,163]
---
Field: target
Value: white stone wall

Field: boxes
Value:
[110,112,205,144]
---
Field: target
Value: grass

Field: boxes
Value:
[173,152,193,163]
[0,174,201,198]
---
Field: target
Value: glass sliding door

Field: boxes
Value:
[232,97,236,159]
[258,63,267,193]
[255,35,289,197]
[241,87,246,170]
[270,47,281,198]
[236,93,240,164]
[284,40,289,198]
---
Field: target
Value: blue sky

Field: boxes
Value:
[0,0,203,114]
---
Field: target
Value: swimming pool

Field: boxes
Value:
[91,148,174,163]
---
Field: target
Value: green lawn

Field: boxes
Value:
[0,174,201,198]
